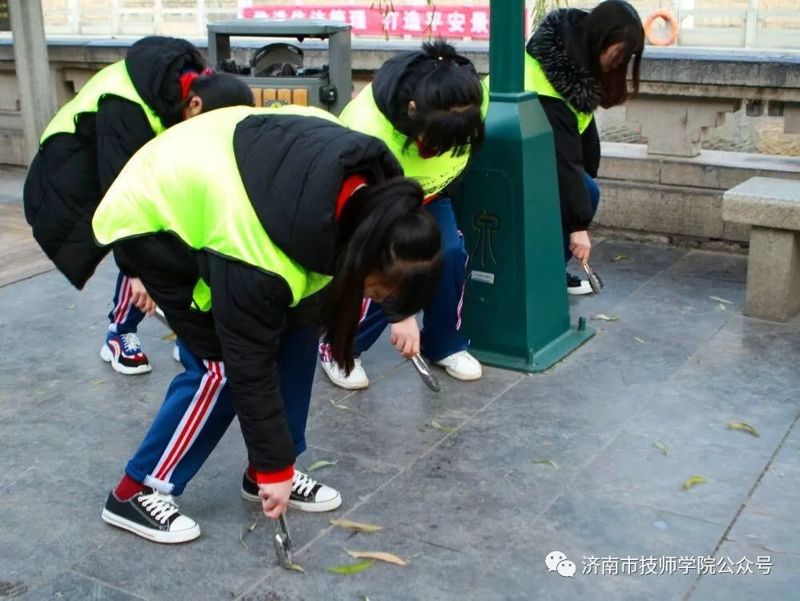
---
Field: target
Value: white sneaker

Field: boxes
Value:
[172,344,180,362]
[241,469,342,513]
[567,273,593,296]
[320,356,369,390]
[289,470,342,512]
[434,350,483,381]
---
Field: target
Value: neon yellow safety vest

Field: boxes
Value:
[339,82,489,198]
[92,105,338,308]
[40,61,166,144]
[523,54,594,134]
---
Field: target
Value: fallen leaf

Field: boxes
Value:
[682,475,707,491]
[653,442,670,456]
[633,337,646,344]
[327,559,375,575]
[717,303,727,311]
[727,421,760,438]
[612,254,632,262]
[591,313,619,322]
[346,550,408,566]
[239,517,259,549]
[90,379,106,385]
[710,296,733,305]
[531,459,558,469]
[429,420,455,434]
[287,563,307,574]
[307,459,338,472]
[330,519,383,533]
[161,332,177,341]
[329,399,352,411]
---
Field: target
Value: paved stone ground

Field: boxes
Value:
[1,180,799,600]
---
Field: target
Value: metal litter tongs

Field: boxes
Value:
[411,353,441,392]
[273,513,294,568]
[583,263,604,295]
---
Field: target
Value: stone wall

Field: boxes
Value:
[596,143,800,247]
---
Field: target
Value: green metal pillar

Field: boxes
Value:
[457,0,594,372]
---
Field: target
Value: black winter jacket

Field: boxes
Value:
[112,112,401,474]
[527,9,602,233]
[23,36,205,288]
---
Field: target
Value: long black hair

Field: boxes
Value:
[392,40,485,157]
[185,72,255,112]
[583,0,644,108]
[323,178,442,373]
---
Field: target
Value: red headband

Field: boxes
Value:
[179,68,214,100]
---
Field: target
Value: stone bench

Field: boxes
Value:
[723,177,800,321]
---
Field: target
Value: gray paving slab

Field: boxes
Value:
[491,491,719,601]
[721,421,800,556]
[568,240,688,316]
[0,467,119,593]
[237,528,492,601]
[664,248,748,284]
[687,548,800,601]
[305,362,524,469]
[670,313,800,404]
[685,419,800,601]
[568,309,800,527]
[25,572,145,601]
[567,269,747,387]
[572,403,790,526]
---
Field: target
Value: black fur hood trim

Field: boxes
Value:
[525,9,601,113]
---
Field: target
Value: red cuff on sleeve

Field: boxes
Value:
[335,174,368,220]
[255,465,294,485]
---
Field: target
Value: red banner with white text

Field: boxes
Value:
[240,4,491,39]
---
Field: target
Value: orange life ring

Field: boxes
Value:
[644,10,679,46]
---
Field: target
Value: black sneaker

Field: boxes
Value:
[241,471,260,502]
[567,272,593,296]
[101,488,200,544]
[241,469,342,513]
